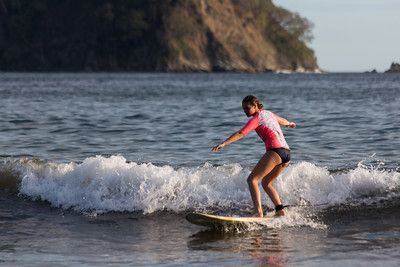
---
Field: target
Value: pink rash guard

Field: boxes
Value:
[239,110,289,150]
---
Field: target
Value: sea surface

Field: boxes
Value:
[0,72,399,266]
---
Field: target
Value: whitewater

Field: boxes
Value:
[2,154,397,224]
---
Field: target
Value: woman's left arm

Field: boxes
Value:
[211,131,244,152]
[276,116,296,128]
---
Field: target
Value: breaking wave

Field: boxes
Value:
[1,155,398,217]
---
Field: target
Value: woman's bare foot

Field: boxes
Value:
[274,209,286,217]
[251,212,264,217]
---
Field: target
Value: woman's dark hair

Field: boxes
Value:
[242,95,264,109]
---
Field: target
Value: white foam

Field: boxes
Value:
[14,156,400,219]
[260,209,327,230]
[16,156,250,214]
[276,161,400,208]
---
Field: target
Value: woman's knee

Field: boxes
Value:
[261,178,272,189]
[247,175,257,185]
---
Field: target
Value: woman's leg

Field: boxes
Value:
[261,161,289,216]
[247,151,282,217]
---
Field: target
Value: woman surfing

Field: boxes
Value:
[212,95,296,217]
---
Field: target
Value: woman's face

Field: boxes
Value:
[242,102,258,117]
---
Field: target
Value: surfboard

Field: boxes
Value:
[186,212,276,228]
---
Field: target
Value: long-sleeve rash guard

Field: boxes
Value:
[239,110,289,150]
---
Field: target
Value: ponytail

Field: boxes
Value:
[242,95,263,109]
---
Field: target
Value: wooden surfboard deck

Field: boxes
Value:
[186,212,275,228]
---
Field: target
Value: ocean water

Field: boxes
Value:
[0,72,399,266]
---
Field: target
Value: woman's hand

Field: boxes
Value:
[211,132,244,152]
[287,122,296,128]
[211,143,225,152]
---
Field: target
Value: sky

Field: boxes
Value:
[276,0,400,72]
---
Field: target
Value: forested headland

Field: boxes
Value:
[0,0,319,72]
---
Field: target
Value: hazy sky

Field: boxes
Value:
[276,0,400,72]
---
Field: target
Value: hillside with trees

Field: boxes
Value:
[0,0,319,72]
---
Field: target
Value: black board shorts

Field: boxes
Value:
[269,148,291,164]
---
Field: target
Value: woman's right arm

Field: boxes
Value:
[211,131,244,152]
